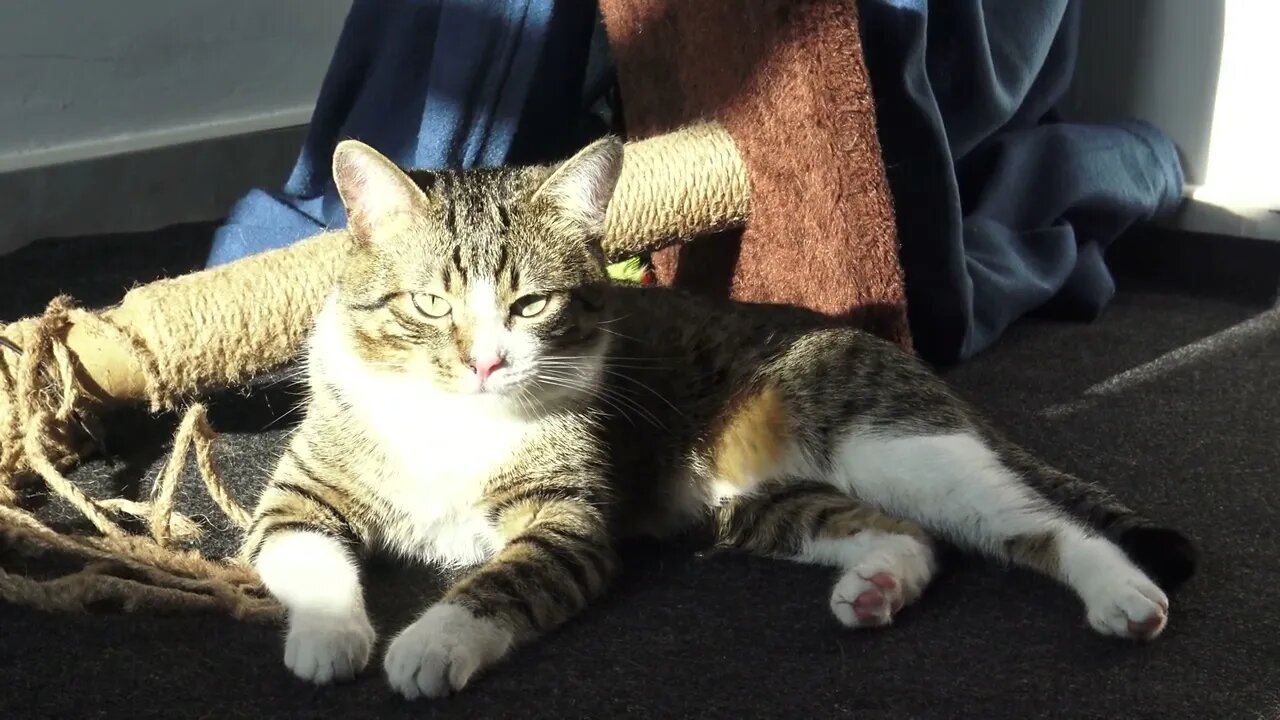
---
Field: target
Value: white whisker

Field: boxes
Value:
[537,368,667,430]
[599,369,684,417]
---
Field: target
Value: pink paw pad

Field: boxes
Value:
[828,537,935,631]
[840,572,904,627]
[1127,611,1167,641]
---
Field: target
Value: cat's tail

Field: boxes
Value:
[987,429,1198,592]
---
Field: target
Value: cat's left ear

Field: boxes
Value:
[332,139,426,240]
[533,136,624,237]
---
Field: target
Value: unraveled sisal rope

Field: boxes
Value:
[0,293,281,618]
[0,123,750,620]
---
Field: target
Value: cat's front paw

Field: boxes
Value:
[384,603,514,699]
[284,610,377,684]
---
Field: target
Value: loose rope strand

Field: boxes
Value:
[0,298,275,621]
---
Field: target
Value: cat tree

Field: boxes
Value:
[0,0,911,620]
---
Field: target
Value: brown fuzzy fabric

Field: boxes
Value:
[598,0,910,347]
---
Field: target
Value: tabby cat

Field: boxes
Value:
[243,137,1195,700]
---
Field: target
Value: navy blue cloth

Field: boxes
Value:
[859,0,1184,364]
[206,0,601,267]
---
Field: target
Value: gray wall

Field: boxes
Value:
[1065,1,1280,240]
[0,0,350,254]
[1063,0,1224,188]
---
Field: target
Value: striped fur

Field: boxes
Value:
[247,139,1196,700]
[242,447,367,562]
[714,480,929,557]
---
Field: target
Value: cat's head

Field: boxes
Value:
[328,137,623,404]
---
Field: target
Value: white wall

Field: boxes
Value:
[0,0,350,253]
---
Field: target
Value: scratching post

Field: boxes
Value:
[0,124,752,618]
[601,123,750,259]
[598,0,910,344]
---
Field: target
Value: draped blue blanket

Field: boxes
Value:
[858,0,1183,362]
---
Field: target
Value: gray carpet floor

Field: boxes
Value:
[1,225,1278,720]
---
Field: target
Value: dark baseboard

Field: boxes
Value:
[1108,225,1280,306]
[0,126,306,257]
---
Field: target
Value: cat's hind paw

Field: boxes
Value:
[828,533,935,629]
[831,571,905,627]
[384,603,514,699]
[284,610,376,684]
[1084,575,1170,641]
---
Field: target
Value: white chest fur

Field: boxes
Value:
[311,299,532,568]
[362,387,528,568]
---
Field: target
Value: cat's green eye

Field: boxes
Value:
[412,293,452,318]
[512,294,549,318]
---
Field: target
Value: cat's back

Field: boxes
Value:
[601,283,887,363]
[590,282,930,448]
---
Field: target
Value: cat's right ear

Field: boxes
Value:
[332,140,426,241]
[532,136,624,238]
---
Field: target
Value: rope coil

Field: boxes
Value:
[0,297,279,621]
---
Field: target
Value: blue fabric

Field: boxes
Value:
[206,0,599,267]
[858,0,1184,363]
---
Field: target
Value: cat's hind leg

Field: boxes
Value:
[827,428,1171,640]
[714,481,937,628]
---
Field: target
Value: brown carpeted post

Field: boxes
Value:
[598,0,911,346]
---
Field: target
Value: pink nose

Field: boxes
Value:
[469,354,506,383]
